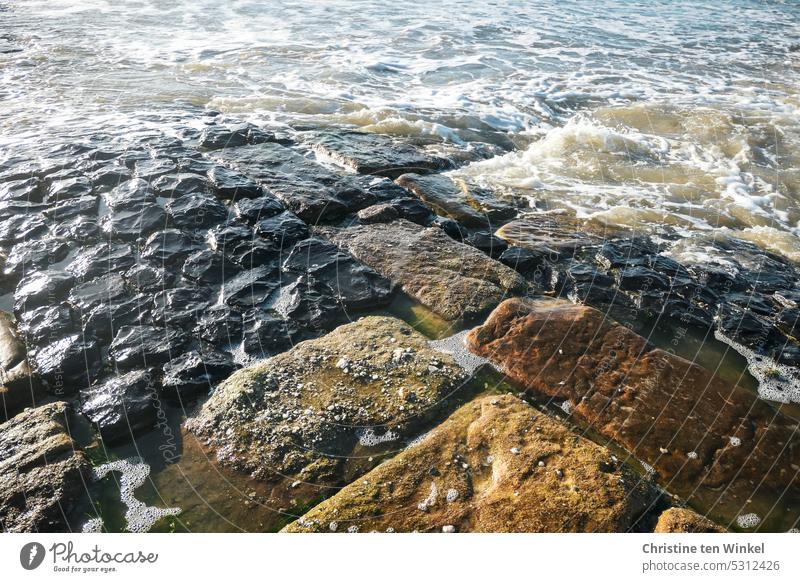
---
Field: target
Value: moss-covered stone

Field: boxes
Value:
[185,316,468,497]
[320,220,527,321]
[283,394,658,532]
[0,402,91,532]
[654,508,725,533]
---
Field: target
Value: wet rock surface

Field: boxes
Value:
[396,173,517,227]
[80,369,157,442]
[466,298,800,507]
[500,224,800,369]
[0,402,91,532]
[2,116,799,533]
[0,311,38,419]
[186,316,468,492]
[283,395,659,533]
[305,131,451,179]
[320,219,526,321]
[110,325,189,370]
[211,143,372,222]
[161,346,237,401]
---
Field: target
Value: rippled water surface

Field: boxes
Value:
[2,0,800,255]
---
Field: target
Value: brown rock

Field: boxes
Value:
[320,219,527,321]
[0,310,40,420]
[282,394,658,532]
[356,203,400,224]
[185,316,468,496]
[0,402,91,532]
[466,298,800,505]
[395,173,515,226]
[494,213,600,257]
[654,508,725,533]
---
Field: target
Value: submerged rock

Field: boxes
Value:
[321,219,526,321]
[220,265,280,308]
[207,223,279,266]
[654,508,725,533]
[306,131,451,179]
[82,294,152,343]
[0,402,91,532]
[181,249,241,285]
[0,213,48,245]
[153,172,211,199]
[495,215,599,257]
[151,286,212,326]
[67,273,128,312]
[198,123,273,150]
[466,298,800,504]
[80,369,158,442]
[101,204,167,241]
[18,303,77,350]
[125,262,175,293]
[253,211,309,247]
[104,178,156,210]
[283,395,658,533]
[186,316,468,490]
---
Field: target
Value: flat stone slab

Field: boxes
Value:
[306,131,451,179]
[494,214,600,257]
[185,316,468,494]
[466,298,800,508]
[320,219,526,321]
[283,394,658,533]
[0,402,91,532]
[396,173,517,226]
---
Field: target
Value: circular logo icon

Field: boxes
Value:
[20,542,46,570]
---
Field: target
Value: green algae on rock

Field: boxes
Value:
[185,316,469,496]
[0,402,91,532]
[319,219,527,321]
[282,394,659,533]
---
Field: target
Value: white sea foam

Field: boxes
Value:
[358,428,400,447]
[93,457,181,533]
[714,330,800,404]
[736,513,761,529]
[429,329,491,375]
